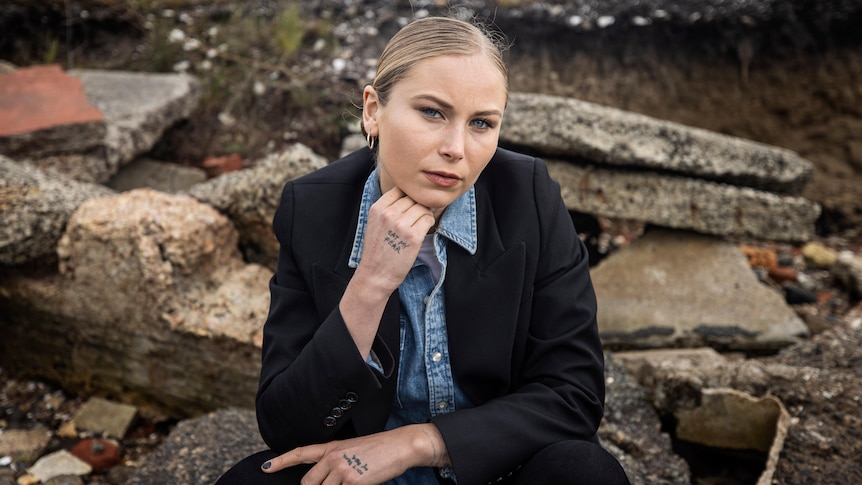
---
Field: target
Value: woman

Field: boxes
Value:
[217,16,629,485]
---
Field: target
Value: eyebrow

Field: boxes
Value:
[413,94,503,118]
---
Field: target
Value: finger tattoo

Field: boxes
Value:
[343,453,369,476]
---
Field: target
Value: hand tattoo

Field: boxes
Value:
[343,453,369,476]
[385,230,409,254]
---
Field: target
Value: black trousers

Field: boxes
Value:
[215,439,630,484]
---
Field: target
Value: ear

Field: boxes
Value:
[362,85,380,136]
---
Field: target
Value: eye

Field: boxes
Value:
[470,118,495,130]
[420,107,442,119]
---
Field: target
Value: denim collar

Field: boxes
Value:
[349,168,477,269]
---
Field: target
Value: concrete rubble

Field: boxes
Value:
[503,92,821,242]
[0,66,200,184]
[0,57,857,484]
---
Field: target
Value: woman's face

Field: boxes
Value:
[363,54,507,218]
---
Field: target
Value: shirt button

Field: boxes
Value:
[432,352,442,362]
[437,401,448,410]
[423,296,430,305]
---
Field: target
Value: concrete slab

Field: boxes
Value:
[592,229,809,350]
[0,65,105,158]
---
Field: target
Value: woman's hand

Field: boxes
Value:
[261,424,449,485]
[339,187,435,358]
[357,186,436,293]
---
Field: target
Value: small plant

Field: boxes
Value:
[276,5,304,60]
[42,35,59,64]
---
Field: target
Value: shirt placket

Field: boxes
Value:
[426,236,455,417]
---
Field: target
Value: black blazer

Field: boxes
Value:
[256,147,605,485]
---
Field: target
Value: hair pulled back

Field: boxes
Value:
[370,16,509,111]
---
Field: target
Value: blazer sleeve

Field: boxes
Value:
[431,158,606,485]
[255,181,395,453]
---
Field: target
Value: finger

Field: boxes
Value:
[378,186,406,205]
[262,445,322,473]
[409,208,436,232]
[300,463,341,485]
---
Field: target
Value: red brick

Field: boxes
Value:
[0,65,104,136]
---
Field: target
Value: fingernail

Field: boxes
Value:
[261,461,272,470]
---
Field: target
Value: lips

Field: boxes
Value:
[424,170,461,187]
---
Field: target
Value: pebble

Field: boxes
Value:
[784,285,819,305]
[27,450,91,483]
[70,438,121,472]
[802,242,838,268]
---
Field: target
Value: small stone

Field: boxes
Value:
[0,425,52,464]
[201,153,243,177]
[16,474,40,485]
[27,450,92,483]
[57,422,78,439]
[70,438,120,472]
[740,244,778,269]
[783,284,818,305]
[768,265,798,284]
[71,397,137,439]
[802,242,838,268]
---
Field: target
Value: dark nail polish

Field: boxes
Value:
[261,461,272,470]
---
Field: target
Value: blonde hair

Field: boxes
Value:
[363,17,509,135]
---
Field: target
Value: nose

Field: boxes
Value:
[439,125,465,161]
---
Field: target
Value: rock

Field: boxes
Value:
[0,155,113,266]
[767,265,797,284]
[834,251,862,298]
[782,284,818,305]
[592,229,809,350]
[0,425,51,465]
[801,241,838,268]
[546,161,820,242]
[187,143,328,269]
[739,244,778,269]
[614,324,862,484]
[70,397,137,439]
[612,351,790,485]
[0,189,269,417]
[675,388,788,452]
[0,65,105,159]
[124,408,265,485]
[600,355,691,484]
[201,153,244,177]
[43,476,84,485]
[502,92,814,194]
[69,438,120,473]
[340,133,367,159]
[26,451,91,483]
[106,158,207,194]
[23,70,200,184]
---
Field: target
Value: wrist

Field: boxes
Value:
[407,424,450,469]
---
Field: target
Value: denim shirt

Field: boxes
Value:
[348,169,477,484]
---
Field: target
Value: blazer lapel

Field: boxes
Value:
[445,185,527,403]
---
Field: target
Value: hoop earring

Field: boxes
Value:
[366,133,376,150]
